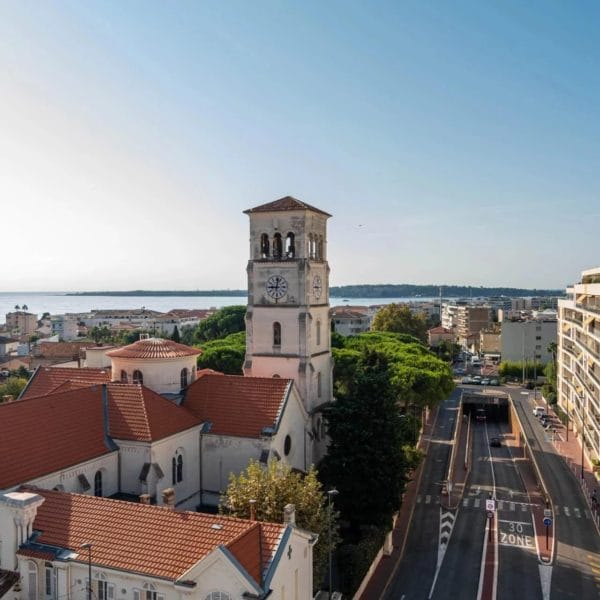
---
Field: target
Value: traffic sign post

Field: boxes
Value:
[486,499,496,512]
[543,517,552,550]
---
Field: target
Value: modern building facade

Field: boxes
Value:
[557,266,600,465]
[501,311,557,364]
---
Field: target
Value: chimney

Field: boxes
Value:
[283,503,296,526]
[161,487,175,509]
[249,499,257,521]
[139,494,151,505]
[2,395,14,403]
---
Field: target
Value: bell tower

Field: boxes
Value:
[243,197,333,443]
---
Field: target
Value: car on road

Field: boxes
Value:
[490,437,501,447]
[476,408,486,421]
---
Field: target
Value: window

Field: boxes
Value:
[45,563,56,599]
[133,370,143,385]
[172,449,184,484]
[95,573,114,600]
[94,470,103,497]
[204,593,232,600]
[284,435,292,456]
[316,320,321,345]
[134,583,165,600]
[273,322,282,346]
[27,561,37,600]
[120,370,128,383]
[317,372,322,398]
[180,368,188,389]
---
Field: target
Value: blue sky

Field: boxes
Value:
[1,1,598,291]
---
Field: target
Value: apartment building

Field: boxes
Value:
[455,305,492,347]
[501,311,557,364]
[330,306,372,336]
[557,266,600,465]
[5,310,38,336]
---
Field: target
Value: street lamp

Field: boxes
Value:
[80,543,92,600]
[327,489,339,599]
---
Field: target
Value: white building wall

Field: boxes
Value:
[501,319,557,364]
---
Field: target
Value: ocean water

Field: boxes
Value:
[0,293,435,324]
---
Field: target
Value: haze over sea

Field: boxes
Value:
[0,292,431,325]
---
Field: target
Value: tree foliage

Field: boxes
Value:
[333,331,454,409]
[194,305,246,343]
[322,349,420,529]
[220,459,338,589]
[371,303,429,343]
[196,331,246,375]
[499,360,545,380]
[0,377,28,400]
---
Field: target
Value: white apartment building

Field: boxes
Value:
[557,266,600,464]
[501,311,557,364]
[50,314,79,341]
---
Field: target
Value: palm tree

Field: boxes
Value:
[22,304,28,310]
[14,304,20,310]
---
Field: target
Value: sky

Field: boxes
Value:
[1,1,599,292]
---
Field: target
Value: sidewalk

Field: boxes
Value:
[357,406,440,600]
[547,404,600,530]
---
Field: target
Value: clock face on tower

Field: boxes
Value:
[312,275,322,299]
[266,275,288,299]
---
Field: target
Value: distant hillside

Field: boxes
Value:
[68,285,563,298]
[329,284,563,298]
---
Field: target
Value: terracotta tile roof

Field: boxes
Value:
[106,337,202,359]
[106,383,201,442]
[183,374,292,438]
[17,548,56,561]
[20,367,110,399]
[0,388,111,489]
[0,569,19,597]
[22,488,285,583]
[244,196,331,217]
[428,326,454,334]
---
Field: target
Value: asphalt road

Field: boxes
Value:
[383,384,600,599]
[384,387,461,599]
[507,388,600,600]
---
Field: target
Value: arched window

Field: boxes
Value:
[285,232,295,258]
[308,234,314,259]
[45,562,56,598]
[284,435,292,456]
[171,457,177,486]
[94,572,114,600]
[260,233,270,258]
[94,470,103,497]
[120,369,128,383]
[133,370,143,385]
[317,372,322,398]
[180,368,188,389]
[316,320,321,346]
[273,233,283,259]
[27,561,37,600]
[177,454,183,483]
[318,235,324,260]
[273,322,281,346]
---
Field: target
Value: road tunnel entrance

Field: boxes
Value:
[462,390,511,424]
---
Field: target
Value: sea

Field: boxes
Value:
[0,292,436,324]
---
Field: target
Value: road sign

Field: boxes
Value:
[486,499,496,512]
[543,517,552,527]
[487,511,494,519]
[543,509,551,518]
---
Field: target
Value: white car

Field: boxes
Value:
[0,369,10,377]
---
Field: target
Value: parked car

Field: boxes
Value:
[0,369,10,377]
[461,376,473,384]
[472,376,482,384]
[489,379,499,386]
[490,437,501,447]
[533,406,546,418]
[481,378,490,386]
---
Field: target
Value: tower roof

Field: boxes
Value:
[244,196,331,217]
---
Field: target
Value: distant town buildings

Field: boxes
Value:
[330,306,373,336]
[557,266,600,469]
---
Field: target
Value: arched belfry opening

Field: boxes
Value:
[273,233,283,259]
[260,233,270,258]
[286,232,295,258]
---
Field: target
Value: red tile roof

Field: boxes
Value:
[21,488,285,583]
[183,374,292,438]
[106,383,201,442]
[20,366,111,399]
[106,338,201,359]
[428,326,454,334]
[244,196,331,217]
[0,388,111,489]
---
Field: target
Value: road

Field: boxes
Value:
[382,384,600,599]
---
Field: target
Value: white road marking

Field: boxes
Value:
[498,500,504,510]
[574,507,581,518]
[474,498,481,508]
[539,564,553,600]
[564,506,570,517]
[463,498,469,507]
[510,502,515,511]
[521,503,527,512]
[416,494,422,503]
[426,495,431,504]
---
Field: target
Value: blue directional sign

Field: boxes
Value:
[543,517,552,527]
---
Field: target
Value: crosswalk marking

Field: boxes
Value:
[510,502,515,511]
[426,495,431,504]
[474,498,480,508]
[574,508,581,518]
[498,500,504,510]
[416,495,422,503]
[463,498,469,507]
[521,503,527,512]
[564,506,570,517]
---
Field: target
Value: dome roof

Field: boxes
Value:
[106,338,202,360]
